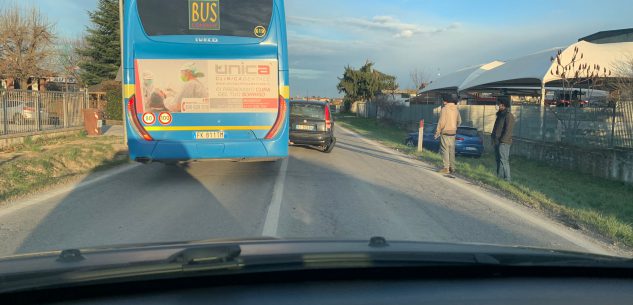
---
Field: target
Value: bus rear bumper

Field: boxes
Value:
[128,139,288,162]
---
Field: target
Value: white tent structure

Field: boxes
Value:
[459,41,633,103]
[421,41,633,104]
[458,47,562,90]
[419,61,504,94]
[461,41,633,90]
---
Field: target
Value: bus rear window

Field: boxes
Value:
[137,0,274,38]
[291,104,326,120]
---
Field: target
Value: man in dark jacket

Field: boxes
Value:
[491,97,515,182]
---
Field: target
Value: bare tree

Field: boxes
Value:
[409,68,428,91]
[0,4,56,89]
[54,36,88,88]
[374,93,399,120]
[547,47,617,144]
[550,46,612,107]
[612,57,633,103]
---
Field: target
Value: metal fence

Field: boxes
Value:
[356,101,633,150]
[0,89,89,136]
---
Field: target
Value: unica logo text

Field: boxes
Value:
[215,64,271,75]
[189,0,220,30]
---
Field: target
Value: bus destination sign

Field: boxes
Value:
[189,0,220,30]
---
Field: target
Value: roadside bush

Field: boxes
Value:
[101,80,123,120]
[343,98,352,112]
[44,82,63,91]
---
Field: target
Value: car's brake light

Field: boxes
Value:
[127,95,153,141]
[265,95,287,140]
[456,137,465,141]
[325,105,332,130]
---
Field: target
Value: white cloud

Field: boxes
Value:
[288,15,461,39]
[286,13,601,96]
[291,68,328,80]
[396,30,414,38]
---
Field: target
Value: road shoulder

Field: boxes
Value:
[337,125,630,257]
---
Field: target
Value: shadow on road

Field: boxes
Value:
[336,141,436,171]
[289,144,325,153]
[336,140,407,156]
[12,143,281,254]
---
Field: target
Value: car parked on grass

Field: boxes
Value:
[289,100,336,153]
[405,124,484,157]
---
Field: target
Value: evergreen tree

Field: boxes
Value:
[78,0,120,86]
[337,61,398,103]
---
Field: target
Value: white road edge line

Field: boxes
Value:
[337,125,618,256]
[0,163,141,218]
[262,157,288,237]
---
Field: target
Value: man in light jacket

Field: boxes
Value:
[435,94,462,174]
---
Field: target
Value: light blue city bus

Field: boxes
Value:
[121,0,289,163]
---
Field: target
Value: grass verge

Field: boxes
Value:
[336,115,633,249]
[0,132,129,203]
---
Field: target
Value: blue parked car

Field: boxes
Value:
[404,124,484,157]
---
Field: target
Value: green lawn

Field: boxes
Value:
[336,115,633,249]
[0,133,129,203]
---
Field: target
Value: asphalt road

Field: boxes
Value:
[0,127,617,257]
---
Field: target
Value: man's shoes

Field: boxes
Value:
[438,168,450,174]
[449,167,456,174]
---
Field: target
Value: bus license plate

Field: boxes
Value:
[295,125,315,131]
[195,131,225,139]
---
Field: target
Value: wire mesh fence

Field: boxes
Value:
[0,89,89,136]
[356,101,633,149]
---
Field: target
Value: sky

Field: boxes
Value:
[10,0,98,38]
[13,0,633,97]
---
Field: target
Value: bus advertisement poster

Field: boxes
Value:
[136,59,279,113]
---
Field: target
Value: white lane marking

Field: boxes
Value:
[262,157,288,237]
[0,163,141,218]
[337,126,618,256]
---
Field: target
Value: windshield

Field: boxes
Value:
[457,128,479,137]
[1,0,633,281]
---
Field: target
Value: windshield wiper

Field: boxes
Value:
[0,245,245,294]
[2,239,632,295]
[167,245,242,271]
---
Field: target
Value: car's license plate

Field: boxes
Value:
[195,131,225,139]
[465,147,477,151]
[295,124,315,131]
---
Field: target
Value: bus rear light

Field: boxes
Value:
[325,105,332,130]
[127,95,153,141]
[265,95,287,140]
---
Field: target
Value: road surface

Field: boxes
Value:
[0,127,617,257]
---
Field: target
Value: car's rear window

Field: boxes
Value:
[458,128,479,137]
[291,103,325,120]
[137,0,274,38]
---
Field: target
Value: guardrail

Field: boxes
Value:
[0,89,89,137]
